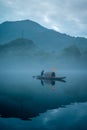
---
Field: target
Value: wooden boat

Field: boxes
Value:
[33,71,66,82]
[33,76,66,81]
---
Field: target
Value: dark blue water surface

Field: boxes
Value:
[0,71,87,130]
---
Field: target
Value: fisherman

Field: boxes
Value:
[41,70,44,76]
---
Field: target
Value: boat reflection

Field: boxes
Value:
[33,70,66,86]
[40,78,66,86]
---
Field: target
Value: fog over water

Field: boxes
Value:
[0,67,87,130]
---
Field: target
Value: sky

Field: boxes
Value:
[0,0,87,38]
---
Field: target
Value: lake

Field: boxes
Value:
[0,71,87,130]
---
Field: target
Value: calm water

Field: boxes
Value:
[0,71,87,130]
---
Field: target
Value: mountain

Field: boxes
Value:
[62,45,81,58]
[0,38,55,64]
[0,20,46,45]
[0,20,87,70]
[0,38,38,56]
[0,20,87,52]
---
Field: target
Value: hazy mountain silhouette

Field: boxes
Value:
[0,20,87,52]
[0,20,87,70]
[62,45,81,58]
[0,38,55,68]
[0,38,39,56]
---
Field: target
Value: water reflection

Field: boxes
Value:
[39,78,66,86]
[0,72,87,121]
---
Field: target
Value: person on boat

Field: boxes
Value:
[41,70,44,76]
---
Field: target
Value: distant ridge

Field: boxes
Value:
[0,38,39,56]
[0,19,87,52]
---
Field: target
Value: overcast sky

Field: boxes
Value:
[0,0,87,37]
